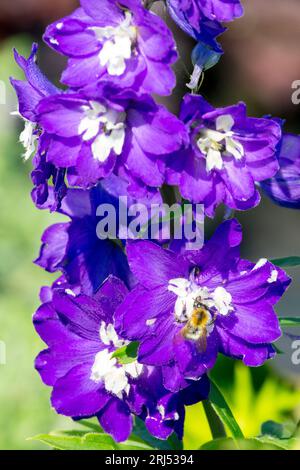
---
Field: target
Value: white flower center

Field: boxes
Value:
[157,404,180,422]
[168,276,233,335]
[16,118,37,161]
[197,114,244,172]
[78,101,126,163]
[90,322,143,399]
[90,11,137,76]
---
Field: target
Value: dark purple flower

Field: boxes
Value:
[165,95,282,217]
[197,0,244,22]
[167,0,243,31]
[36,83,187,190]
[10,44,68,211]
[10,43,58,123]
[30,136,68,211]
[166,0,243,51]
[44,0,177,96]
[166,0,226,48]
[35,177,135,295]
[34,276,210,442]
[116,219,290,391]
[261,133,300,209]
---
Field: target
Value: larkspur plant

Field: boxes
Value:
[10,0,300,451]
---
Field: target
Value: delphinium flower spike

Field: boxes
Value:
[34,276,210,442]
[116,219,290,391]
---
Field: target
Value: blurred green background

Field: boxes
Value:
[0,0,300,450]
[0,36,72,450]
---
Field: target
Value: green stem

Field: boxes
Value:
[144,0,160,9]
[159,185,181,240]
[279,317,300,327]
[202,400,227,440]
[160,184,178,206]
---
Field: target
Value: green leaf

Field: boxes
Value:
[112,341,139,364]
[29,432,116,450]
[261,420,296,439]
[167,432,184,451]
[117,440,152,450]
[30,430,154,451]
[77,419,104,432]
[133,417,183,450]
[208,380,244,440]
[271,256,300,268]
[200,436,297,450]
[200,437,237,450]
[279,317,300,327]
[202,400,226,439]
[256,436,299,450]
[261,420,284,439]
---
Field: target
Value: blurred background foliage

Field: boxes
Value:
[0,0,300,450]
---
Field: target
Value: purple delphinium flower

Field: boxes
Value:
[10,44,68,210]
[166,0,243,50]
[31,136,68,211]
[197,0,244,23]
[166,0,226,47]
[116,219,290,391]
[165,95,282,217]
[35,174,165,295]
[34,276,210,442]
[44,0,177,96]
[36,83,187,190]
[261,133,300,209]
[34,183,130,296]
[10,43,58,125]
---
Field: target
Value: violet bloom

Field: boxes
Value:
[34,276,210,442]
[195,0,244,23]
[35,180,130,295]
[31,136,67,211]
[166,0,243,47]
[44,0,177,96]
[11,44,68,210]
[167,0,225,47]
[10,44,58,127]
[261,134,300,209]
[116,219,290,391]
[35,174,165,295]
[36,83,187,190]
[166,95,281,217]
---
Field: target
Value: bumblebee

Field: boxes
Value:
[181,297,215,352]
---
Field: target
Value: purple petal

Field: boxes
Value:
[81,0,123,24]
[129,105,187,155]
[217,327,276,367]
[182,218,242,281]
[138,315,176,365]
[126,240,188,289]
[35,223,69,273]
[97,397,133,442]
[220,301,282,344]
[174,328,219,379]
[37,94,85,138]
[162,363,191,392]
[116,286,175,340]
[52,291,108,341]
[51,363,109,417]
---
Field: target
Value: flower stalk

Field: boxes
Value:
[202,400,227,440]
